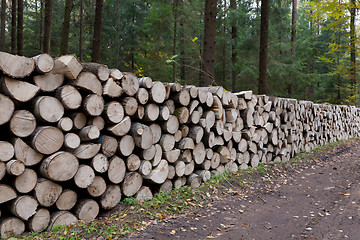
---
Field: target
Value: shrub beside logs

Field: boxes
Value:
[1,51,360,237]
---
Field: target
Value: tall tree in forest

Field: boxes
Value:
[172,0,179,83]
[11,0,16,54]
[289,0,297,95]
[258,0,269,94]
[92,0,104,63]
[39,0,44,52]
[43,0,53,54]
[60,0,73,55]
[179,0,185,82]
[200,0,217,87]
[79,0,83,61]
[230,0,237,91]
[17,0,23,55]
[350,0,356,90]
[115,0,120,68]
[0,0,5,51]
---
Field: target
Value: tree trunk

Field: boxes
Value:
[79,0,83,61]
[0,0,6,51]
[91,0,103,62]
[60,0,73,55]
[289,0,297,96]
[200,0,217,87]
[179,0,185,81]
[350,0,357,102]
[43,0,53,54]
[16,0,23,55]
[258,0,269,94]
[11,0,16,54]
[172,0,179,83]
[230,0,237,92]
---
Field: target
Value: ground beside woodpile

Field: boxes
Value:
[20,139,360,239]
[122,139,360,240]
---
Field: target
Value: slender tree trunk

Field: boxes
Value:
[115,0,120,68]
[131,9,135,71]
[11,0,16,54]
[60,0,73,55]
[258,0,269,94]
[79,0,83,61]
[200,0,217,87]
[288,0,297,96]
[350,0,356,103]
[173,0,179,83]
[179,1,185,82]
[0,0,6,51]
[39,0,43,52]
[43,0,53,54]
[16,0,23,55]
[92,0,104,63]
[230,0,237,92]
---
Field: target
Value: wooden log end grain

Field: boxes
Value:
[74,199,99,221]
[100,185,121,210]
[121,172,143,197]
[10,195,38,221]
[10,110,37,138]
[31,126,64,155]
[51,55,83,80]
[0,184,17,204]
[1,77,40,102]
[27,208,50,233]
[135,186,153,202]
[47,211,78,231]
[40,152,79,182]
[0,217,25,238]
[0,93,15,125]
[34,178,62,207]
[0,51,35,78]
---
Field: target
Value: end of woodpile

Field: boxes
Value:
[1,51,360,237]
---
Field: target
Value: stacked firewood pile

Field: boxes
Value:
[0,51,359,237]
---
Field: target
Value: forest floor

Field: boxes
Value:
[23,139,360,240]
[121,139,360,240]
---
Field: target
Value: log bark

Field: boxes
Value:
[6,160,25,176]
[138,77,153,88]
[82,62,109,81]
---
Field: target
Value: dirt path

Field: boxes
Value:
[124,143,360,240]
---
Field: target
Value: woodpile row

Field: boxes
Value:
[0,51,359,237]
